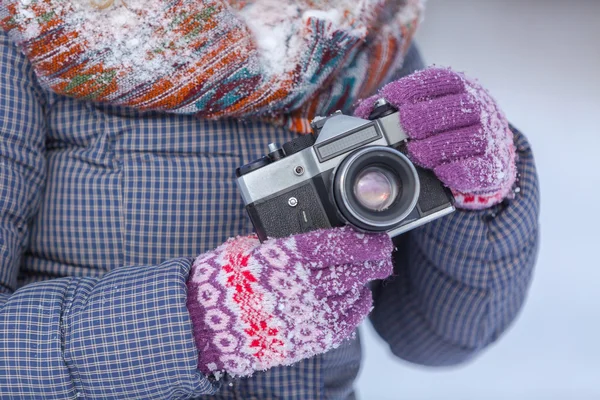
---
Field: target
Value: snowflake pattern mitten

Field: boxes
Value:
[186,226,393,378]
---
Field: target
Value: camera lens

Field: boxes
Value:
[334,146,420,232]
[353,167,400,212]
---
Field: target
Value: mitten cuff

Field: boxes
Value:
[452,145,518,210]
[452,187,512,210]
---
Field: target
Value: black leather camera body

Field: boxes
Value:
[236,100,455,242]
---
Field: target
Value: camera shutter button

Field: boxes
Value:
[267,143,285,161]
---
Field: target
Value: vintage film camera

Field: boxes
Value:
[236,100,455,242]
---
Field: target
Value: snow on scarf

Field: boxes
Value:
[0,0,422,133]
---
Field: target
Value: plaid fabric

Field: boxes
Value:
[0,28,540,400]
[371,124,540,365]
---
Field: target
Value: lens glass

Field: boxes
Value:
[353,166,400,212]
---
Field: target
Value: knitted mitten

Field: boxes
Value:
[186,226,393,378]
[354,67,517,210]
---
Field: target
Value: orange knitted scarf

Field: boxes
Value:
[1,0,422,132]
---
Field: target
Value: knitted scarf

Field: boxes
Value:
[0,0,422,133]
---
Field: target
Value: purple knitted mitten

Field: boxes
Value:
[355,67,517,210]
[186,226,393,378]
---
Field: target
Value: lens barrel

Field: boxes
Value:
[333,146,420,231]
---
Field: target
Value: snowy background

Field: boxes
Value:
[356,1,600,399]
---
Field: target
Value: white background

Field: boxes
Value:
[356,1,600,399]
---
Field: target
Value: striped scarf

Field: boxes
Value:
[0,0,422,133]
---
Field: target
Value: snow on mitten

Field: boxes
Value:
[354,67,517,210]
[186,226,393,378]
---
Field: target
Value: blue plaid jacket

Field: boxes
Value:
[0,30,539,399]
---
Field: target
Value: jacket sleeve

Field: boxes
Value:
[369,127,540,366]
[0,31,218,399]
